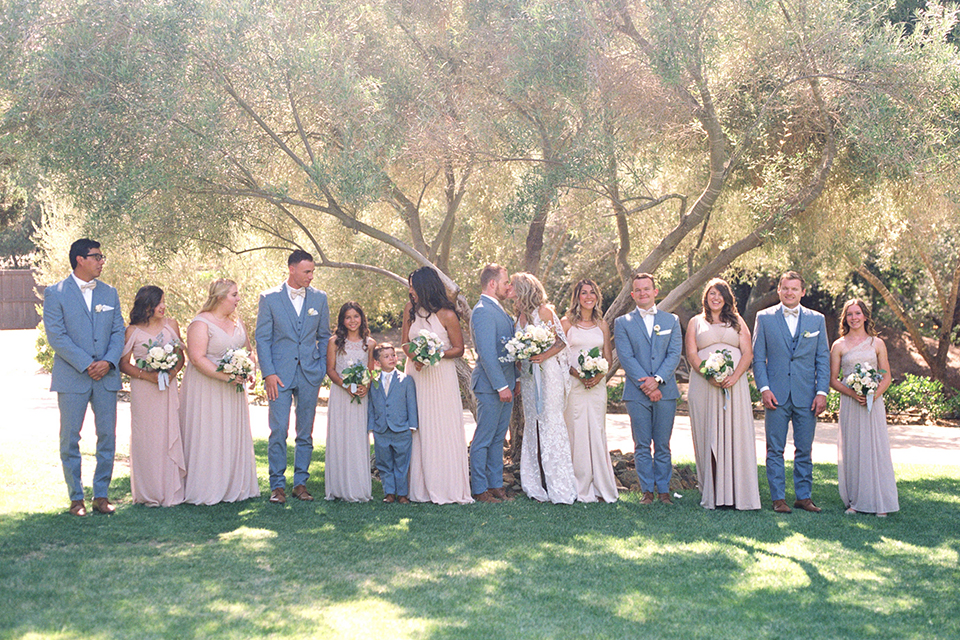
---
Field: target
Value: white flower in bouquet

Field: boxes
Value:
[577,346,609,380]
[217,348,255,393]
[135,337,182,391]
[843,362,885,411]
[341,360,373,404]
[700,349,735,383]
[499,322,555,364]
[407,329,445,367]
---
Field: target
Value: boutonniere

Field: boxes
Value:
[802,330,820,338]
[653,324,673,336]
[307,308,318,316]
[94,304,114,313]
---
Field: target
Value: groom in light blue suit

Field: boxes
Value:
[614,272,682,505]
[256,249,330,504]
[43,239,125,516]
[469,264,517,503]
[753,271,830,513]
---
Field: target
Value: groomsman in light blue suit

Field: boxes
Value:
[753,271,830,514]
[367,343,418,504]
[469,264,517,503]
[256,249,330,504]
[43,239,125,516]
[614,272,682,505]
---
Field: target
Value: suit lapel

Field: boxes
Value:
[635,310,651,347]
[774,307,794,352]
[67,276,93,320]
[279,284,300,331]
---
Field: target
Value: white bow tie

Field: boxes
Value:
[639,307,657,318]
[289,287,305,300]
[783,307,800,318]
[79,281,97,292]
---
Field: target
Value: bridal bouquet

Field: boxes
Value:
[700,348,735,407]
[577,346,609,380]
[135,337,181,391]
[341,361,373,404]
[499,323,555,364]
[407,329,445,367]
[844,362,885,411]
[217,348,255,393]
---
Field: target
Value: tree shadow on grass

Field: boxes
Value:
[1,450,958,639]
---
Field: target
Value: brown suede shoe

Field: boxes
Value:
[472,490,501,503]
[658,493,674,505]
[69,500,87,517]
[269,488,286,504]
[793,498,822,513]
[292,485,314,501]
[397,496,410,504]
[639,491,655,505]
[772,499,792,513]
[490,487,515,501]
[91,497,115,515]
[382,494,396,503]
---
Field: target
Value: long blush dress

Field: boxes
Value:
[123,322,185,506]
[563,323,618,503]
[179,316,260,505]
[407,311,473,504]
[518,308,577,504]
[838,338,899,514]
[687,316,761,510]
[324,339,373,502]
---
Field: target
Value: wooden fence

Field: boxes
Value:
[0,270,41,330]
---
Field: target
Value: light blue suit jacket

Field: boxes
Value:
[614,308,682,404]
[367,371,419,434]
[752,305,830,409]
[470,295,517,394]
[43,275,125,393]
[255,283,331,388]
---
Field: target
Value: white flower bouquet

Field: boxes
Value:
[844,362,885,411]
[499,322,555,364]
[217,347,255,393]
[700,348,735,407]
[577,346,609,380]
[341,361,372,404]
[407,329,445,367]
[135,337,181,391]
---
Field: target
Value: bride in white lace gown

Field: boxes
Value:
[509,273,577,505]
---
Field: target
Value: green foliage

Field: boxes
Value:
[33,313,53,373]
[606,379,623,404]
[825,390,842,415]
[886,374,960,419]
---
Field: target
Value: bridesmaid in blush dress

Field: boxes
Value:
[561,279,618,503]
[325,301,375,502]
[830,299,898,516]
[119,286,186,507]
[685,278,760,510]
[179,279,260,505]
[402,267,473,504]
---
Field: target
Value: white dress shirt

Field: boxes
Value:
[71,273,96,312]
[637,305,657,337]
[782,303,801,337]
[287,285,306,315]
[382,370,394,395]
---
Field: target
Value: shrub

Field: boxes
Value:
[885,374,960,420]
[607,380,624,404]
[35,318,54,373]
[825,390,841,414]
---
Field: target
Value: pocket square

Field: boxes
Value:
[94,304,115,313]
[802,330,820,338]
[655,328,672,335]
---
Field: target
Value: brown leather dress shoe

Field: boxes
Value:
[91,497,115,514]
[472,490,501,503]
[639,491,655,504]
[292,485,314,501]
[490,487,515,501]
[382,494,396,503]
[658,493,674,505]
[772,499,792,513]
[269,488,286,504]
[794,498,822,513]
[69,500,87,517]
[397,496,410,504]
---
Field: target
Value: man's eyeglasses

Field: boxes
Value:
[83,253,107,262]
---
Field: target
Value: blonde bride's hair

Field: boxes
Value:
[511,272,549,318]
[199,278,238,315]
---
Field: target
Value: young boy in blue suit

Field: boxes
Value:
[367,343,419,504]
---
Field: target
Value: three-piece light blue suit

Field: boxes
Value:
[614,308,683,493]
[469,294,517,496]
[43,275,125,501]
[255,283,330,491]
[752,305,830,502]
[367,370,418,497]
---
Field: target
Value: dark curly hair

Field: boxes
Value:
[408,266,457,322]
[334,301,370,354]
[129,285,164,326]
[700,278,741,333]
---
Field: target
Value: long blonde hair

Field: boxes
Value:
[199,278,237,315]
[511,272,548,318]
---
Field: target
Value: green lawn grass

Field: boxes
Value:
[2,440,958,640]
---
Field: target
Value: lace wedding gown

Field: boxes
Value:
[518,308,577,504]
